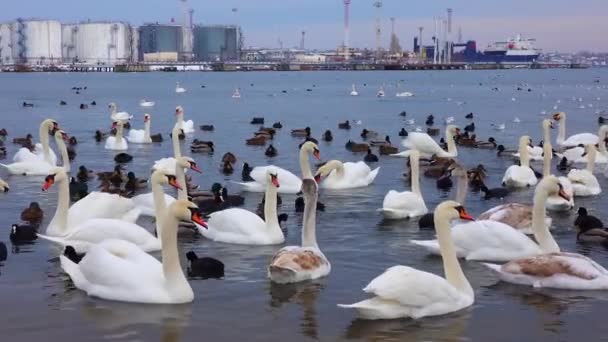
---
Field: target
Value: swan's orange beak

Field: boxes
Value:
[61,131,69,141]
[457,207,474,221]
[169,177,182,190]
[42,179,54,191]
[552,113,561,121]
[313,149,320,160]
[144,115,149,123]
[191,212,207,228]
[271,174,280,188]
[558,188,571,201]
[314,174,322,183]
[190,163,202,173]
[111,122,117,129]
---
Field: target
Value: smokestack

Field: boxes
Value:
[447,8,453,34]
[343,0,351,61]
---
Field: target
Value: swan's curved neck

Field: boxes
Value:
[587,148,596,173]
[39,122,51,164]
[159,214,189,291]
[299,148,312,179]
[598,127,608,154]
[435,212,474,298]
[176,165,187,201]
[557,116,566,144]
[152,180,169,238]
[116,122,124,144]
[49,178,70,236]
[542,143,552,177]
[176,113,184,125]
[264,182,281,233]
[172,128,182,158]
[55,136,70,172]
[302,187,318,248]
[533,187,561,253]
[445,131,457,155]
[543,123,552,146]
[519,141,531,168]
[410,154,421,197]
[454,171,468,204]
[144,119,151,141]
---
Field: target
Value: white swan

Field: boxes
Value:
[201,168,284,245]
[236,141,320,194]
[396,91,413,97]
[108,102,132,122]
[133,156,201,216]
[553,112,598,147]
[568,144,601,196]
[268,178,330,284]
[315,160,379,190]
[105,120,128,151]
[59,200,204,304]
[411,176,570,262]
[175,82,186,93]
[174,106,194,133]
[127,114,153,143]
[153,126,184,176]
[2,129,69,176]
[37,169,176,253]
[378,150,427,219]
[514,119,552,161]
[12,118,59,165]
[338,201,475,320]
[232,88,241,98]
[478,203,552,235]
[377,86,385,98]
[502,136,538,188]
[484,179,608,290]
[556,125,608,163]
[542,139,575,211]
[350,84,359,96]
[396,125,459,158]
[139,99,155,107]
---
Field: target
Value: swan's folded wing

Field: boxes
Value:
[250,165,301,186]
[68,192,139,226]
[382,190,423,210]
[207,208,266,236]
[153,157,180,175]
[562,133,598,147]
[401,133,442,155]
[127,129,145,142]
[363,265,462,307]
[65,219,155,246]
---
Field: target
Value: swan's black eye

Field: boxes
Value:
[167,175,176,182]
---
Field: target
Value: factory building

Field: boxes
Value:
[3,19,63,65]
[193,25,238,62]
[62,22,137,64]
[0,23,14,65]
[138,23,185,62]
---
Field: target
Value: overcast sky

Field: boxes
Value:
[1,0,606,52]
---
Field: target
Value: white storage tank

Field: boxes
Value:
[62,22,135,65]
[0,23,14,65]
[12,19,62,65]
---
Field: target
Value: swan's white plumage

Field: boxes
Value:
[237,165,302,193]
[202,208,284,245]
[502,165,537,188]
[379,190,427,219]
[319,162,379,189]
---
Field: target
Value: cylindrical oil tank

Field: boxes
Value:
[138,24,183,62]
[193,25,238,62]
[12,19,62,65]
[62,22,133,65]
[0,23,14,65]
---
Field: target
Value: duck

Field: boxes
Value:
[476,137,498,149]
[268,178,330,284]
[125,172,147,193]
[480,183,511,200]
[465,112,474,119]
[12,133,33,145]
[553,112,599,147]
[21,202,43,226]
[426,127,440,136]
[436,171,453,190]
[221,160,234,175]
[315,159,380,190]
[186,251,224,279]
[345,140,369,152]
[94,130,106,142]
[502,136,537,188]
[10,224,38,244]
[114,153,133,163]
[76,165,94,182]
[394,125,460,159]
[59,200,204,304]
[22,102,34,108]
[379,150,427,219]
[567,144,602,196]
[557,157,572,172]
[0,242,6,261]
[265,144,278,157]
[69,177,89,201]
[272,122,283,129]
[170,129,186,141]
[80,104,88,110]
[574,207,606,243]
[414,176,569,262]
[464,122,475,133]
[338,201,475,320]
[322,130,333,142]
[370,136,392,147]
[364,148,379,163]
[222,152,237,164]
[219,187,245,207]
[60,100,67,106]
[0,178,9,193]
[379,144,398,155]
[295,196,325,212]
[496,144,517,157]
[360,129,379,140]
[200,124,214,131]
[425,115,434,126]
[242,163,254,181]
[398,128,407,137]
[246,135,267,146]
[250,117,264,125]
[68,136,78,145]
[291,127,311,138]
[191,142,214,154]
[338,121,351,130]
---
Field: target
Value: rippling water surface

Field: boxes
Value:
[1,69,608,341]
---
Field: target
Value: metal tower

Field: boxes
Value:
[447,8,453,63]
[300,31,306,50]
[373,0,383,59]
[343,0,351,61]
[418,26,423,50]
[458,27,463,44]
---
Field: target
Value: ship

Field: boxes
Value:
[482,35,540,63]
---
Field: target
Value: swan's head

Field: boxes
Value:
[169,200,207,228]
[266,168,280,188]
[177,156,202,173]
[446,125,460,137]
[54,130,69,142]
[111,121,125,129]
[552,112,565,122]
[542,119,554,130]
[0,179,9,192]
[434,201,474,226]
[536,175,570,201]
[175,106,184,116]
[519,135,533,148]
[42,168,68,191]
[144,114,150,123]
[151,170,182,190]
[314,160,343,182]
[108,102,116,111]
[43,119,60,135]
[301,141,320,160]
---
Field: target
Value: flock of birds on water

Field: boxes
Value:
[1,80,608,321]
